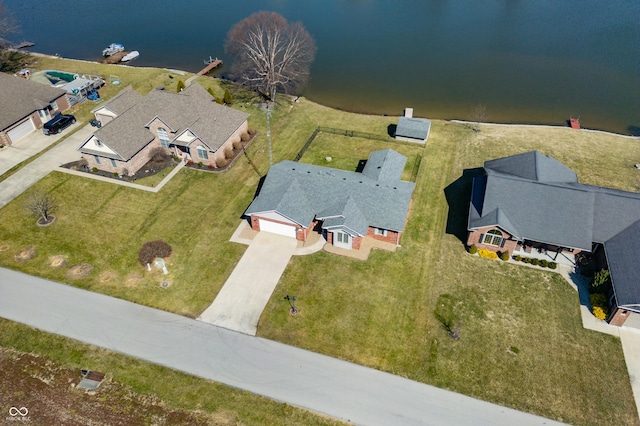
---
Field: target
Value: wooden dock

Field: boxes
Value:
[197,57,223,76]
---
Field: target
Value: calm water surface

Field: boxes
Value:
[5,0,639,134]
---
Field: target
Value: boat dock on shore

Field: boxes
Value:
[197,57,223,76]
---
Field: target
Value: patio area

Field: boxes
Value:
[512,244,576,267]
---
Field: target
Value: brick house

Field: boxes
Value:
[77,83,249,176]
[0,72,70,145]
[467,151,640,326]
[245,149,415,251]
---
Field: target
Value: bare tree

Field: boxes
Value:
[0,1,17,49]
[25,191,57,224]
[471,104,487,132]
[225,11,317,101]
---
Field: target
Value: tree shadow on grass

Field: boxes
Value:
[443,167,484,243]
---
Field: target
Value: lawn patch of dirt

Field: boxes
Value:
[99,271,118,283]
[66,263,94,280]
[48,255,67,268]
[0,347,219,425]
[125,273,142,287]
[0,244,10,252]
[15,245,36,262]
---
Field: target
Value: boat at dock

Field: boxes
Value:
[102,43,125,57]
[121,51,140,62]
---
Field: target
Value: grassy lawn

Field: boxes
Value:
[0,319,343,426]
[1,58,639,424]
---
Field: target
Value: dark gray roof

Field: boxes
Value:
[362,149,406,181]
[484,151,578,183]
[605,220,640,307]
[469,150,640,307]
[0,72,67,130]
[246,150,415,234]
[396,116,431,141]
[80,84,249,161]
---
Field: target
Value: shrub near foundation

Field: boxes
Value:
[478,249,498,260]
[138,240,172,266]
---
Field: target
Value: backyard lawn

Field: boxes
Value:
[1,58,639,425]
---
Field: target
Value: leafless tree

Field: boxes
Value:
[471,104,487,132]
[25,191,57,224]
[0,1,17,49]
[225,11,317,101]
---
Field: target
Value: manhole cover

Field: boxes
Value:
[160,281,170,288]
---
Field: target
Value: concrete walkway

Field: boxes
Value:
[0,267,564,426]
[619,327,640,420]
[197,231,299,335]
[0,124,90,209]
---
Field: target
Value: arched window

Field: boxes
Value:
[197,145,208,159]
[157,127,170,149]
[483,229,503,246]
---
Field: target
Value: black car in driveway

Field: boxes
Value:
[43,114,76,135]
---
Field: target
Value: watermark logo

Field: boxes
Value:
[7,407,29,422]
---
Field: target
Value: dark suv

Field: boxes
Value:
[43,114,76,135]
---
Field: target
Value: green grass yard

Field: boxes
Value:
[1,58,639,424]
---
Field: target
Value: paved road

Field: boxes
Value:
[198,231,298,335]
[0,268,563,426]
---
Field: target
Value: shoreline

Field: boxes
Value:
[23,51,640,140]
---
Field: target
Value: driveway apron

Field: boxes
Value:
[198,231,298,335]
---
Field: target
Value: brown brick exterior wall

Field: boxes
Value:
[82,139,162,176]
[467,227,518,255]
[249,215,310,241]
[608,307,629,326]
[366,227,401,245]
[352,236,362,250]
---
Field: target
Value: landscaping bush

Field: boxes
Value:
[224,145,234,160]
[513,255,522,262]
[241,132,251,142]
[548,262,557,269]
[499,251,509,261]
[591,269,610,294]
[198,161,203,168]
[233,140,243,150]
[207,87,215,97]
[92,167,98,173]
[467,245,478,255]
[522,257,530,264]
[224,88,233,105]
[216,157,229,168]
[590,293,610,320]
[138,240,172,266]
[176,80,185,92]
[531,258,540,266]
[150,147,167,163]
[539,259,548,267]
[478,249,498,260]
[248,128,257,136]
[207,164,215,170]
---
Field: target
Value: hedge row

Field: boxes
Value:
[512,255,557,269]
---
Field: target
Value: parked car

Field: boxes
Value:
[43,114,76,135]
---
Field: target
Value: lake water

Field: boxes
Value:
[5,0,639,135]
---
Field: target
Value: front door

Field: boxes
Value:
[334,231,352,250]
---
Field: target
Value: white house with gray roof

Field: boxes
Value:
[467,151,640,327]
[77,83,249,176]
[245,149,415,251]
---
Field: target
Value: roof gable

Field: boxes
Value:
[605,220,640,307]
[396,116,431,141]
[0,72,67,130]
[484,151,577,183]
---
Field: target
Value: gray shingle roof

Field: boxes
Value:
[246,150,415,234]
[396,116,431,141]
[80,84,249,161]
[0,72,67,130]
[469,150,640,308]
[605,220,640,307]
[362,149,407,181]
[92,85,143,115]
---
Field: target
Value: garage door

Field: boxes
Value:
[259,220,297,238]
[7,118,35,143]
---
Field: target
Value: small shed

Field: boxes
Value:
[395,109,431,144]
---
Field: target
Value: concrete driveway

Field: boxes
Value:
[198,231,298,335]
[0,124,90,209]
[0,120,83,176]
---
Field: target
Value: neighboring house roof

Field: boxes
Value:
[0,72,67,130]
[396,116,431,141]
[468,150,640,310]
[246,150,415,235]
[79,84,249,161]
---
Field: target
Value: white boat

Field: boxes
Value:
[102,43,125,57]
[121,51,140,62]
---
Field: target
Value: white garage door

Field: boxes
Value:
[259,220,297,238]
[7,118,35,143]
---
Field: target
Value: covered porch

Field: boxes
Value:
[513,241,577,267]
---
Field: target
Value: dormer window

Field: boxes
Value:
[158,127,170,149]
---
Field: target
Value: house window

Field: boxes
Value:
[374,228,388,237]
[110,159,117,167]
[483,229,503,246]
[95,139,102,147]
[50,100,58,111]
[197,145,208,159]
[336,232,350,244]
[93,155,101,165]
[158,127,170,149]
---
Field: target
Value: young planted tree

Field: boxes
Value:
[25,191,57,225]
[225,11,317,101]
